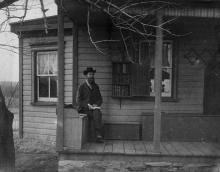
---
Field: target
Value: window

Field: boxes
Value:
[35,51,58,102]
[112,63,131,97]
[112,40,175,99]
[140,41,173,97]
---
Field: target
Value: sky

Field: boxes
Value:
[0,0,57,81]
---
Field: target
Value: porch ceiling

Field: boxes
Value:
[59,0,220,25]
[59,0,111,25]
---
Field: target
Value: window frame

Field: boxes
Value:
[139,40,173,98]
[36,51,58,102]
[31,44,58,106]
[112,39,178,102]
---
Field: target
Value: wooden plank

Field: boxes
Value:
[124,141,135,154]
[24,124,56,131]
[23,111,56,118]
[153,12,163,153]
[31,51,36,103]
[188,142,206,156]
[104,140,113,153]
[87,143,98,153]
[56,0,65,151]
[170,142,194,156]
[81,142,90,152]
[23,127,56,136]
[178,142,194,156]
[162,142,179,155]
[198,142,217,156]
[181,142,197,156]
[72,22,78,106]
[23,106,56,113]
[24,132,56,141]
[144,142,155,153]
[94,143,105,153]
[159,143,170,155]
[112,141,124,154]
[78,60,111,67]
[78,66,111,73]
[212,143,220,156]
[19,36,24,138]
[78,54,109,61]
[64,75,72,81]
[24,117,56,124]
[133,141,146,154]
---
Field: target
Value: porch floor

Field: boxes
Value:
[60,141,220,163]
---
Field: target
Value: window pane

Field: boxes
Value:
[38,76,49,98]
[162,68,172,97]
[150,68,172,97]
[140,42,154,67]
[140,41,172,68]
[50,76,57,98]
[37,53,49,75]
[49,52,57,74]
[132,63,150,96]
[163,43,172,67]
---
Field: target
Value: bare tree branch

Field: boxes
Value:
[39,0,48,34]
[0,0,18,9]
[87,8,105,54]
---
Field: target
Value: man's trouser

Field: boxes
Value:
[84,109,102,142]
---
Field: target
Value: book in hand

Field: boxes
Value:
[88,104,101,110]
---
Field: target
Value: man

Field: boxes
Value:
[76,67,103,143]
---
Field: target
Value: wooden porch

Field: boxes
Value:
[59,141,220,163]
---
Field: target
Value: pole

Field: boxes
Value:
[56,0,65,151]
[153,11,163,153]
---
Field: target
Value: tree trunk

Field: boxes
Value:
[0,87,15,172]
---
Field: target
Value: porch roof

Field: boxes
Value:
[59,0,220,24]
[10,15,72,34]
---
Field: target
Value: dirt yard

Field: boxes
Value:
[14,131,58,172]
[16,153,58,172]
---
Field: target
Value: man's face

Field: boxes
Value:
[86,72,95,83]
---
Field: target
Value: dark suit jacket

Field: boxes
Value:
[76,82,103,113]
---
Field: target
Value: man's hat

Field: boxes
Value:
[83,67,96,75]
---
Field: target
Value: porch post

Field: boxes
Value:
[153,11,163,153]
[18,35,23,138]
[72,22,78,105]
[56,0,65,151]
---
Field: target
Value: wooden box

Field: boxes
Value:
[63,108,88,150]
[104,122,141,140]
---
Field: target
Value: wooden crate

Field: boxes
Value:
[104,122,141,140]
[63,108,88,150]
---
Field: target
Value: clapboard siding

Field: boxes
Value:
[22,35,73,141]
[20,17,218,139]
[77,19,218,123]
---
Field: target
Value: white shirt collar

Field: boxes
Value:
[86,80,92,89]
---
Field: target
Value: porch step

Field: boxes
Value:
[59,141,220,164]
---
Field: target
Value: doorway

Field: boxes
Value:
[204,58,220,115]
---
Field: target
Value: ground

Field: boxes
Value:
[16,153,58,172]
[14,132,58,172]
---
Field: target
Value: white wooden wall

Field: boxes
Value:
[22,36,73,141]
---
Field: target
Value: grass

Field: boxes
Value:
[14,132,58,172]
[14,132,56,154]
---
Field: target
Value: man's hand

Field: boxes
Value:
[88,104,93,110]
